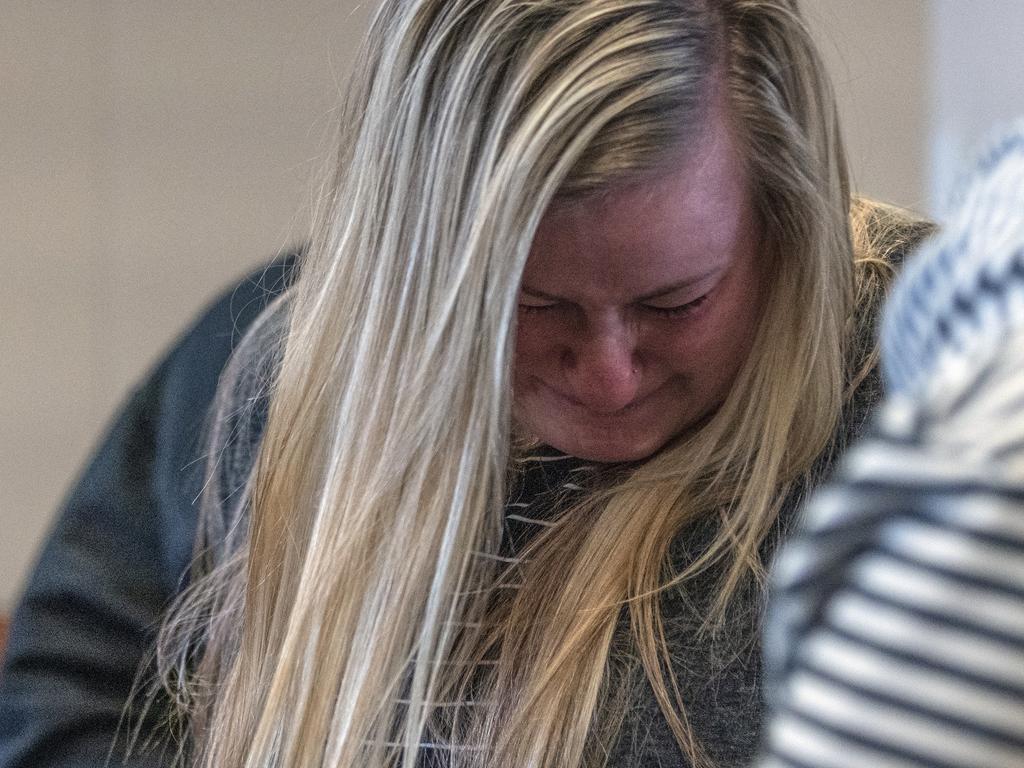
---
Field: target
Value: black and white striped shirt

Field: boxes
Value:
[762,124,1024,768]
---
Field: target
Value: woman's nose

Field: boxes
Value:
[561,320,643,413]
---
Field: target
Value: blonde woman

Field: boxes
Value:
[0,1,930,767]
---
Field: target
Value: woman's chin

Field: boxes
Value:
[542,428,669,465]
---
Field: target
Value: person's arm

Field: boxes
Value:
[0,255,296,768]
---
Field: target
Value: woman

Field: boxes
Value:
[158,1,929,766]
[0,1,927,767]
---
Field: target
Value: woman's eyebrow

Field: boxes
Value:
[520,267,722,303]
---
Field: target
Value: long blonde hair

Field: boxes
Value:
[153,1,910,766]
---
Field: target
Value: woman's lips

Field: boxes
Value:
[538,379,658,417]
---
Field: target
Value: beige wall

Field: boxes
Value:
[1,1,375,612]
[1,2,933,612]
[805,1,931,212]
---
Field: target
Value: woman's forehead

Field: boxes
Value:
[524,123,755,302]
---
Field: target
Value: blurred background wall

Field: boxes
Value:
[2,1,1022,614]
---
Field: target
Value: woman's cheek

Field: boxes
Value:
[514,319,553,372]
[656,316,713,363]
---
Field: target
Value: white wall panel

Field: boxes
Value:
[806,0,931,212]
[931,0,1024,212]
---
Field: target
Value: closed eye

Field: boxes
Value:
[518,293,711,319]
[517,302,560,315]
[643,293,709,319]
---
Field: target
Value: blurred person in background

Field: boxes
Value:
[761,126,1024,768]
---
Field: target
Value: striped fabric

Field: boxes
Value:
[761,124,1024,767]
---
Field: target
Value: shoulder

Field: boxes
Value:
[151,250,298,461]
[158,251,298,405]
[841,200,936,446]
[850,196,937,271]
[0,252,301,764]
[142,249,301,582]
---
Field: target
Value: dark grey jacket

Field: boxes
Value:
[0,255,296,768]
